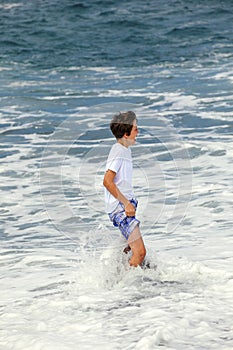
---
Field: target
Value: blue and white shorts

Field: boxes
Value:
[108,199,140,240]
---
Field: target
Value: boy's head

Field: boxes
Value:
[110,111,137,139]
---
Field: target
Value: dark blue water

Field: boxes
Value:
[1,0,233,68]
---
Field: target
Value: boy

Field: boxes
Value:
[103,111,146,267]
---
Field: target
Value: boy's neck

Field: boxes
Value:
[117,138,129,148]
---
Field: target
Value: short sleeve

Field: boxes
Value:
[106,157,122,173]
[105,144,125,174]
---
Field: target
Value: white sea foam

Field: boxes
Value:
[0,3,22,10]
[1,244,232,350]
[1,61,233,349]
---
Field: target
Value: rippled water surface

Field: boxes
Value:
[1,1,233,349]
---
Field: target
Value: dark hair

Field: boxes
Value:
[110,111,137,139]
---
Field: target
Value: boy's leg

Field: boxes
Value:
[127,225,146,267]
[123,245,131,254]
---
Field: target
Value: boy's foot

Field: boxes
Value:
[123,245,131,254]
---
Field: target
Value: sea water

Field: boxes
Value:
[1,1,233,349]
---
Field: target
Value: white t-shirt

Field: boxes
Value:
[104,142,134,213]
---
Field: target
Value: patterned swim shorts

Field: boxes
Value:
[108,199,140,240]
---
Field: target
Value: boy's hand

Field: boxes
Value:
[124,201,136,217]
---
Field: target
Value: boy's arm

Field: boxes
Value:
[103,170,136,216]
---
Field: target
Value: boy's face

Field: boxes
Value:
[124,119,138,146]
